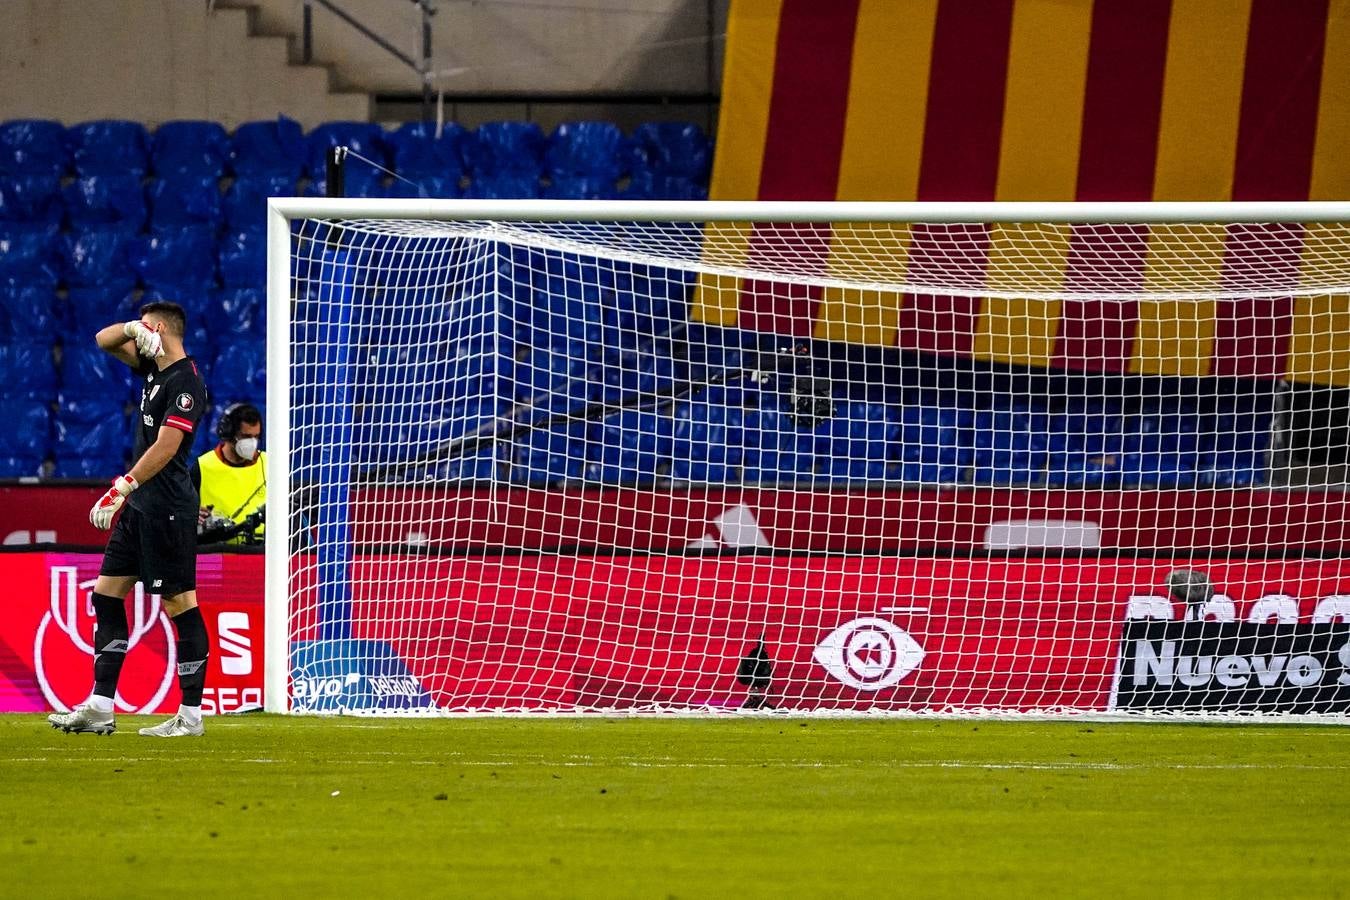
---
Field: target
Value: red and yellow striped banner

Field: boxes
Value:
[703,0,1350,387]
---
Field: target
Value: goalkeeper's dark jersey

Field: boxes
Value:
[129,356,208,514]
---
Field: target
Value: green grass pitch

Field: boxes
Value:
[1,714,1346,898]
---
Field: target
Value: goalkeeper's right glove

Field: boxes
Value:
[123,320,164,359]
[90,474,138,530]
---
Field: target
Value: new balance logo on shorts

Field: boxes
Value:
[152,579,162,588]
[177,659,206,676]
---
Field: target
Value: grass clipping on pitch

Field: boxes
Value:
[1,714,1347,898]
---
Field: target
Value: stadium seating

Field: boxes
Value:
[0,395,50,477]
[0,175,63,225]
[146,176,223,230]
[151,121,230,178]
[0,120,68,176]
[387,121,467,180]
[66,121,150,177]
[230,118,307,178]
[462,121,545,178]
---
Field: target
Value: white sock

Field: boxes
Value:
[178,705,202,725]
[86,694,114,714]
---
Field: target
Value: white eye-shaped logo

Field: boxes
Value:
[813,617,925,691]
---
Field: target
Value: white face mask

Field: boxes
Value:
[234,437,259,461]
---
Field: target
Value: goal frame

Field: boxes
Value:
[263,198,1350,714]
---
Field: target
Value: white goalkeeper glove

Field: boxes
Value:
[89,475,138,530]
[123,319,164,359]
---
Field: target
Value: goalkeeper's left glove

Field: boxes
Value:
[90,475,138,530]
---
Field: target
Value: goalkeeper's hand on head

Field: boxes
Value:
[89,475,138,530]
[123,320,164,359]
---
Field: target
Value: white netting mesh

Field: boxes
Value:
[277,211,1350,717]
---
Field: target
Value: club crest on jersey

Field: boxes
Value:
[176,393,194,412]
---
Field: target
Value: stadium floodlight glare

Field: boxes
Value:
[266,199,1350,718]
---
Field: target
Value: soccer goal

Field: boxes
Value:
[265,199,1350,717]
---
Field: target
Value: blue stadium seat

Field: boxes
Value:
[385,173,461,199]
[0,396,51,461]
[58,342,124,397]
[53,394,127,461]
[210,341,266,403]
[628,122,711,180]
[462,122,545,177]
[387,121,467,180]
[0,342,57,395]
[213,286,265,337]
[305,122,388,180]
[543,176,618,200]
[65,286,139,335]
[66,120,150,177]
[586,409,674,485]
[464,174,541,199]
[218,231,265,289]
[671,388,745,484]
[146,176,223,229]
[896,403,971,483]
[132,225,217,291]
[432,450,499,483]
[230,118,306,178]
[817,402,899,483]
[223,174,298,232]
[0,282,59,335]
[510,421,587,485]
[1,224,59,284]
[0,120,68,176]
[151,121,230,178]
[63,225,137,288]
[0,175,62,225]
[598,349,676,403]
[621,171,707,201]
[740,407,816,484]
[970,409,1048,486]
[515,345,593,412]
[546,121,626,180]
[63,175,147,227]
[304,166,387,199]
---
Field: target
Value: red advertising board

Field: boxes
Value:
[291,554,1350,712]
[0,552,264,715]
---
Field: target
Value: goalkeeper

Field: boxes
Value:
[193,401,266,546]
[47,302,211,739]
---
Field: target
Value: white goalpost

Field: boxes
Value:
[265,199,1350,717]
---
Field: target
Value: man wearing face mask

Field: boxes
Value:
[193,402,266,545]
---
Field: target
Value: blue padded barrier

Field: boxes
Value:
[146,175,223,229]
[223,173,297,232]
[0,342,57,394]
[66,120,150,177]
[63,225,137,288]
[546,121,626,180]
[132,225,217,291]
[218,230,266,289]
[387,121,466,180]
[0,175,63,225]
[0,397,50,460]
[0,120,68,176]
[462,122,545,177]
[0,282,59,335]
[628,122,710,180]
[151,121,230,178]
[230,118,306,178]
[305,122,388,180]
[63,175,147,227]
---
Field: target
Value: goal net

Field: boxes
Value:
[265,200,1350,717]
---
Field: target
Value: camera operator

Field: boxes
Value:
[193,402,266,546]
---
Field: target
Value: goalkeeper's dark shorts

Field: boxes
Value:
[99,503,198,597]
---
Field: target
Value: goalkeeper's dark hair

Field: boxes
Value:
[139,300,187,337]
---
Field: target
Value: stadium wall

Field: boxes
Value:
[0,0,368,126]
